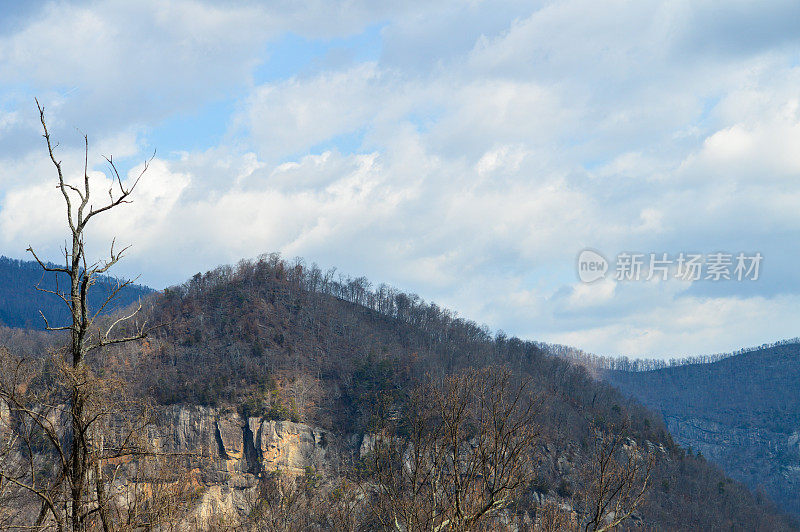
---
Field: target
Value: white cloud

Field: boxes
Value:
[547,294,800,358]
[0,1,265,127]
[245,64,385,160]
[3,0,800,358]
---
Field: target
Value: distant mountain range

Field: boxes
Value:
[605,341,800,517]
[0,255,154,329]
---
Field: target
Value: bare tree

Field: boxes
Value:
[285,374,323,421]
[241,469,367,532]
[371,366,541,532]
[573,426,655,532]
[245,470,315,532]
[533,499,577,532]
[0,101,156,531]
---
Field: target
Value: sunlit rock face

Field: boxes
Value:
[247,418,329,472]
[151,405,329,472]
[139,405,332,528]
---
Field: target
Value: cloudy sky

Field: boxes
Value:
[1,0,799,358]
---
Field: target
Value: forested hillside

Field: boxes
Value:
[606,343,800,517]
[95,253,794,530]
[0,256,153,329]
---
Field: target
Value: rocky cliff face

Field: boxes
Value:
[151,404,331,472]
[664,416,800,516]
[142,405,333,527]
[140,406,671,529]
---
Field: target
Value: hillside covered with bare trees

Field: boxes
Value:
[606,342,800,518]
[107,254,796,529]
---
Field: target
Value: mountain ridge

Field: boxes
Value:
[113,253,793,529]
[604,341,800,517]
[0,253,795,528]
[0,255,154,330]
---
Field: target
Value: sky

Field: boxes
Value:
[1,0,799,359]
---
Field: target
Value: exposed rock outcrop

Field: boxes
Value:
[247,417,329,472]
[150,405,330,473]
[140,405,332,527]
[665,415,800,516]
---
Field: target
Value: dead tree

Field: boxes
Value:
[0,100,154,531]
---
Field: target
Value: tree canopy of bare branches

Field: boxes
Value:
[573,426,655,532]
[370,366,541,532]
[0,101,161,532]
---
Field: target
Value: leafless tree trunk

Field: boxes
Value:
[0,101,158,531]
